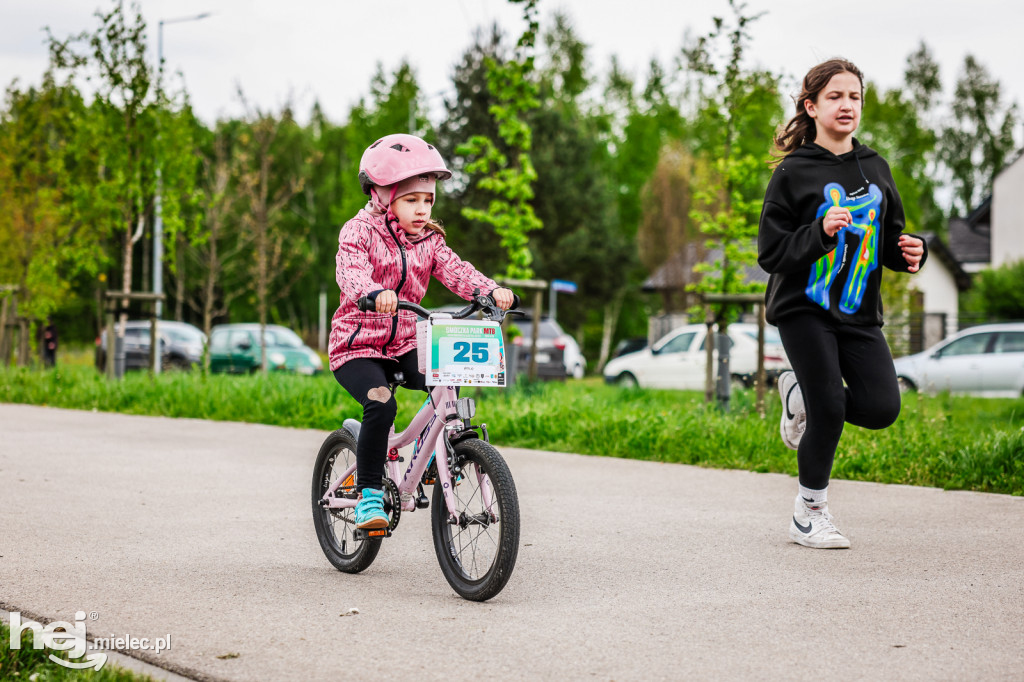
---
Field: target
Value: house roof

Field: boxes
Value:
[947,196,991,266]
[920,232,971,291]
[642,243,769,292]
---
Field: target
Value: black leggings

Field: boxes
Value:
[334,350,428,490]
[776,314,901,490]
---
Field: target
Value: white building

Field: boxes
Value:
[992,154,1024,268]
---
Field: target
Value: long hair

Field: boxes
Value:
[772,58,864,162]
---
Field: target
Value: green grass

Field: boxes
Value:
[0,620,155,681]
[2,366,1022,495]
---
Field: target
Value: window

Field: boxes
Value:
[938,333,991,357]
[231,331,254,348]
[994,332,1024,354]
[210,331,230,352]
[658,332,697,354]
[698,333,735,352]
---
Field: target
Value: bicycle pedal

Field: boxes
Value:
[354,527,392,540]
[415,493,429,509]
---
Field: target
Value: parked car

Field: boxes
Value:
[208,324,323,375]
[612,337,648,359]
[510,317,587,379]
[603,322,790,390]
[95,320,206,371]
[892,322,1024,397]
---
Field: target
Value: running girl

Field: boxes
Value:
[757,59,927,549]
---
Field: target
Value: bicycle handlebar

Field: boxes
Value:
[356,291,523,323]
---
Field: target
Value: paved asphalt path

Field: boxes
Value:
[1,403,1023,681]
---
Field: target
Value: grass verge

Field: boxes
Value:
[2,366,1022,495]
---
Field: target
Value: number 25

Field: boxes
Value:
[453,341,489,363]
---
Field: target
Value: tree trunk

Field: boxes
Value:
[596,288,625,373]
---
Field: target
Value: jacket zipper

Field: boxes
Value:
[382,223,409,357]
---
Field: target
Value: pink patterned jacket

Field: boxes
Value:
[329,209,498,371]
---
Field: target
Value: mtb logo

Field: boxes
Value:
[8,611,107,670]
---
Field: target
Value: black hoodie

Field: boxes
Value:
[757,139,927,326]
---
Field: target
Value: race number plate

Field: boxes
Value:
[420,319,506,387]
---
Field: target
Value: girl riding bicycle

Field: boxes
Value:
[330,133,514,531]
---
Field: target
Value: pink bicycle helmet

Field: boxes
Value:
[358,133,452,195]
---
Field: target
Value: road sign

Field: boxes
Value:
[551,279,577,294]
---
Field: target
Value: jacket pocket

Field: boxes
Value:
[346,323,362,349]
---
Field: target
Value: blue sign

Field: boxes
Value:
[551,279,577,294]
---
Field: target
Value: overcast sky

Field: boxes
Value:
[2,0,1022,131]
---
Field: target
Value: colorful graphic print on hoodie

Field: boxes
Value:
[806,182,882,315]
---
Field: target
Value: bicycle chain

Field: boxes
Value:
[381,476,402,532]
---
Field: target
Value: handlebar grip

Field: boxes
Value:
[356,296,374,312]
[511,293,521,309]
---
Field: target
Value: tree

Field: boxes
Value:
[963,260,1024,320]
[529,12,632,370]
[859,83,942,233]
[183,122,250,360]
[234,101,313,371]
[48,1,196,367]
[0,73,100,362]
[940,55,1020,215]
[680,0,781,318]
[678,0,782,406]
[457,0,543,280]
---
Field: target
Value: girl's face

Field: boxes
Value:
[805,71,862,143]
[391,192,433,236]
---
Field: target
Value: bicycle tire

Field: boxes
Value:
[431,438,520,601]
[311,429,382,573]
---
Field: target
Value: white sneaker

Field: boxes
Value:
[778,371,806,450]
[789,495,850,549]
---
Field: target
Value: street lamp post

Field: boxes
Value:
[153,12,210,372]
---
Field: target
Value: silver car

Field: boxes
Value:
[892,323,1024,397]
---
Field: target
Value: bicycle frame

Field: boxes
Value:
[319,383,495,521]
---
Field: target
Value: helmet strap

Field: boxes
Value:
[385,185,399,225]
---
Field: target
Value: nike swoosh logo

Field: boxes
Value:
[785,384,798,420]
[802,497,815,503]
[793,516,812,534]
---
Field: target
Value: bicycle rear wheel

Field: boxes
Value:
[431,438,520,601]
[312,429,382,573]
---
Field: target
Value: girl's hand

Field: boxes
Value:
[822,206,853,237]
[492,288,514,310]
[375,290,398,314]
[899,235,925,273]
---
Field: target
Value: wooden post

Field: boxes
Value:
[150,314,158,374]
[704,305,715,404]
[497,278,548,384]
[101,291,165,379]
[701,293,767,410]
[0,293,10,366]
[105,309,115,380]
[756,302,766,418]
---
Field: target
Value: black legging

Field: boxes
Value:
[334,350,428,490]
[776,313,901,489]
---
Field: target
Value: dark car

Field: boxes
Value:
[509,317,585,379]
[612,337,648,359]
[208,323,324,375]
[95,320,206,371]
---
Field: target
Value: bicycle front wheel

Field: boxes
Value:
[431,438,520,601]
[312,429,382,573]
